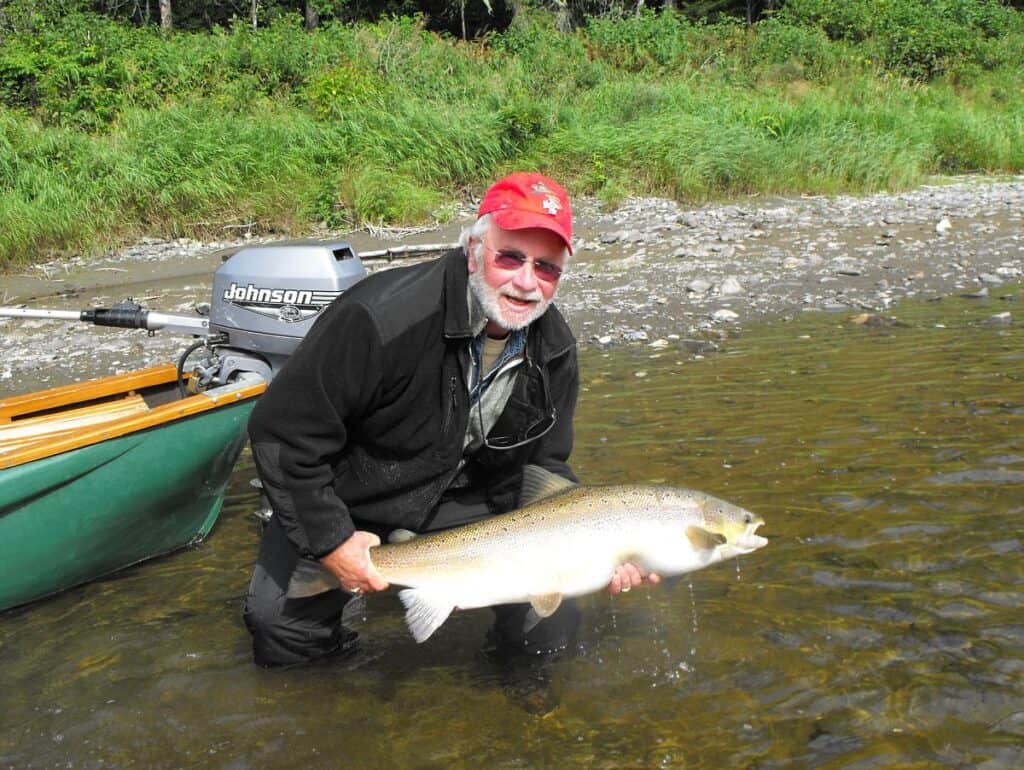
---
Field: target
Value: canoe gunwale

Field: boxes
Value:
[0,367,266,469]
[0,364,183,419]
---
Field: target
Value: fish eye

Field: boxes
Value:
[743,512,754,524]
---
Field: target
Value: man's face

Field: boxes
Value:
[468,224,568,336]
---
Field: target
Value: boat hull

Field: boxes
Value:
[0,368,264,611]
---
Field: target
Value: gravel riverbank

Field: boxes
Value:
[565,174,1022,347]
[2,175,1021,393]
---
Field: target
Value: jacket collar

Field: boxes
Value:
[442,248,576,363]
[443,248,480,339]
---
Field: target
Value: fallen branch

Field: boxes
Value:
[365,222,439,239]
[360,242,458,261]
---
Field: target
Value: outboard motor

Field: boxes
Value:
[0,241,368,391]
[206,241,366,383]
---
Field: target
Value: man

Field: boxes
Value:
[243,172,654,667]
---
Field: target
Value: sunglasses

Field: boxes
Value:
[477,357,557,450]
[483,244,564,282]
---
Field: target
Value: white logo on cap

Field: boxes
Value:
[529,181,562,216]
[541,195,562,215]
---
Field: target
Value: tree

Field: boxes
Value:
[552,0,571,32]
[304,0,319,30]
[159,0,172,29]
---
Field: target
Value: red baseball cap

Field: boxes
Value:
[477,172,573,255]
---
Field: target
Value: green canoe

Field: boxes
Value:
[0,364,266,611]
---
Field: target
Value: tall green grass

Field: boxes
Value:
[1,9,1023,267]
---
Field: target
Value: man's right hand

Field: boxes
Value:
[319,531,389,595]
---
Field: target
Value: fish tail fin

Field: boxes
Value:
[286,558,341,598]
[398,589,455,643]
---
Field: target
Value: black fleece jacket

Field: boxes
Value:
[247,249,579,558]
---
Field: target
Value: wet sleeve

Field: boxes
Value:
[248,300,384,558]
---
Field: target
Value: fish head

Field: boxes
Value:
[639,489,767,576]
[698,494,768,558]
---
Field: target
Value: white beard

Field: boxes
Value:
[468,264,553,331]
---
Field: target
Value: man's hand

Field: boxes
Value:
[319,531,389,595]
[608,562,661,595]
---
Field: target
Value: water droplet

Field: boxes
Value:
[688,581,700,640]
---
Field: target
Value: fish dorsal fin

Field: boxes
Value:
[528,592,564,619]
[387,528,419,544]
[520,464,578,506]
[398,588,455,643]
[685,525,728,550]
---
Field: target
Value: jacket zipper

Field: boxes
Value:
[418,375,467,531]
[440,375,457,436]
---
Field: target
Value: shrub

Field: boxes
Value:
[749,17,844,79]
[0,14,163,129]
[344,165,441,224]
[779,0,1024,79]
[584,9,694,72]
[305,63,390,119]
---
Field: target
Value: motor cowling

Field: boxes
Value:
[209,241,366,361]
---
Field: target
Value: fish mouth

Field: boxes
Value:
[733,521,768,552]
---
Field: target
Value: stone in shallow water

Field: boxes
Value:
[990,711,1024,737]
[926,469,1024,485]
[982,312,1012,325]
[719,276,744,295]
[961,287,989,299]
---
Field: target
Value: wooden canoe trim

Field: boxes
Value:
[0,376,266,469]
[0,364,182,422]
[0,395,150,452]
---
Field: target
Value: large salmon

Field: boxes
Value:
[287,466,767,642]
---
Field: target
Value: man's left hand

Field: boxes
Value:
[608,562,661,595]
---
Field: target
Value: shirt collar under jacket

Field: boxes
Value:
[469,327,527,404]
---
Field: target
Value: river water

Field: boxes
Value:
[1,288,1022,769]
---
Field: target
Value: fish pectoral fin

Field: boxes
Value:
[522,608,543,634]
[286,558,341,599]
[523,593,564,634]
[398,589,455,643]
[520,465,578,506]
[528,592,564,619]
[685,526,728,551]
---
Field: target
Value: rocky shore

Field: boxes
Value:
[2,175,1021,393]
[565,175,1022,349]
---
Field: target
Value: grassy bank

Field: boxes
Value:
[1,5,1023,268]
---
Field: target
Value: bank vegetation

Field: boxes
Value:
[1,0,1022,267]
